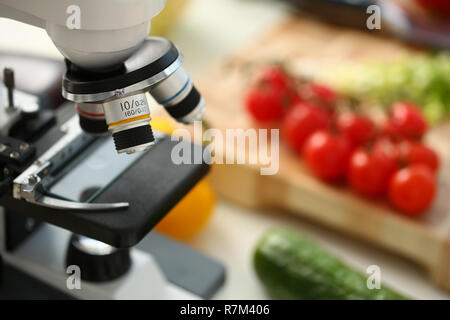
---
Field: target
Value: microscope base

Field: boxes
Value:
[0,224,223,299]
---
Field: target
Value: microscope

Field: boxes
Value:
[0,0,225,299]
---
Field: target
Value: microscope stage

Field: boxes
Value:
[0,105,209,248]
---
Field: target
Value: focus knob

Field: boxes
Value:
[65,234,131,282]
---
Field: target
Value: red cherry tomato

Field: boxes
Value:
[381,120,399,140]
[303,130,352,182]
[348,147,397,197]
[337,112,376,147]
[245,86,285,122]
[282,102,331,153]
[256,66,291,92]
[388,165,436,216]
[414,0,450,17]
[398,140,440,173]
[388,102,427,140]
[372,137,400,166]
[308,83,338,106]
[245,67,298,123]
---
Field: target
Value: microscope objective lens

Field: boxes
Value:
[103,93,155,154]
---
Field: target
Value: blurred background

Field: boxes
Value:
[1,0,449,299]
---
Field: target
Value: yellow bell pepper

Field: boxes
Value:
[151,116,216,240]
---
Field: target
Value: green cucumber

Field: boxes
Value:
[253,229,408,300]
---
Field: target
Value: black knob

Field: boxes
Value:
[78,113,109,135]
[65,234,131,283]
[3,68,15,108]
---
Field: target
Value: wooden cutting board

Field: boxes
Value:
[197,17,450,291]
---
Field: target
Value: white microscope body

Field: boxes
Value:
[0,0,165,70]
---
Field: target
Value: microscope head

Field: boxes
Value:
[47,21,152,71]
[0,0,165,70]
[45,0,167,71]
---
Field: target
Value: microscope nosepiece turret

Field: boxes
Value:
[62,37,205,155]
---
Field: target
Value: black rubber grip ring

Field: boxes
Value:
[164,86,201,119]
[79,114,109,135]
[112,125,155,152]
